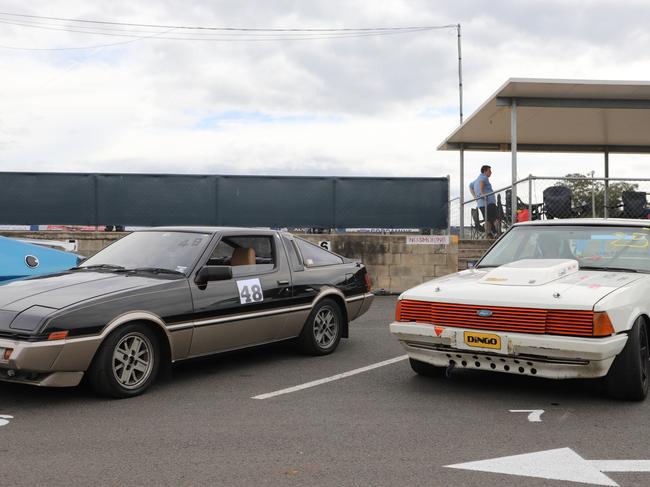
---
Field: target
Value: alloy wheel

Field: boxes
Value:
[112,332,154,389]
[314,306,338,349]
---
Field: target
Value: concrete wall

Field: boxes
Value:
[300,234,459,294]
[2,231,464,293]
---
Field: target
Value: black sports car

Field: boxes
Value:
[0,227,373,397]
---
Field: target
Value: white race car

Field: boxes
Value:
[390,219,650,400]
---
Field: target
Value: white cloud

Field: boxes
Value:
[1,0,650,199]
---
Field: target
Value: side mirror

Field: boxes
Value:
[194,266,232,286]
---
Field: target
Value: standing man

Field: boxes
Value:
[469,165,498,238]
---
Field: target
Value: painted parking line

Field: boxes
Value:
[0,415,13,427]
[252,355,409,400]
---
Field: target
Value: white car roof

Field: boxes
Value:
[515,218,650,227]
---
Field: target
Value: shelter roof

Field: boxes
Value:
[439,78,650,153]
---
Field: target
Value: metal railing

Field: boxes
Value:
[452,175,650,239]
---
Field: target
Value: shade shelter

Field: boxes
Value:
[439,78,650,234]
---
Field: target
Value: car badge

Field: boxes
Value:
[25,255,39,268]
[476,309,492,317]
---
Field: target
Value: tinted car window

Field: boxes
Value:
[81,231,210,273]
[208,235,276,275]
[282,235,303,271]
[295,238,344,267]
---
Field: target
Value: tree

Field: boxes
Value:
[555,173,638,217]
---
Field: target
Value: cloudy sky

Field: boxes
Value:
[1,0,650,197]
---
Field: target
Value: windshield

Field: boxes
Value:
[478,225,650,273]
[81,231,211,274]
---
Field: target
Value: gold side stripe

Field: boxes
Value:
[167,304,313,331]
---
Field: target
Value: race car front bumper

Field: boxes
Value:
[390,322,628,379]
[0,336,95,387]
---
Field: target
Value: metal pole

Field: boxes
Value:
[446,174,451,236]
[528,175,532,220]
[459,146,465,238]
[590,170,596,218]
[604,150,609,218]
[511,98,518,223]
[457,24,463,124]
[457,24,465,238]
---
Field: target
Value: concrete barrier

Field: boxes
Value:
[1,231,463,293]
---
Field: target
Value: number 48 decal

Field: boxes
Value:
[237,278,264,304]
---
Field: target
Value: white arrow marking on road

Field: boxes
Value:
[509,409,545,422]
[446,448,650,486]
[0,415,13,427]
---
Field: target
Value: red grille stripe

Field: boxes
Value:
[399,300,594,337]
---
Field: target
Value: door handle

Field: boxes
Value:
[277,280,290,286]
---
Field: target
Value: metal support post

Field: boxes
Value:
[604,150,610,218]
[528,175,532,219]
[590,170,596,218]
[459,147,465,237]
[447,174,451,236]
[457,24,464,238]
[511,99,518,223]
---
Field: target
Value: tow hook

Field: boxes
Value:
[445,360,456,379]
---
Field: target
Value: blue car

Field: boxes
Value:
[0,236,81,282]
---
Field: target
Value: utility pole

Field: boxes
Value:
[457,23,465,238]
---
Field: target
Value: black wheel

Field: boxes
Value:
[604,318,649,401]
[297,299,343,355]
[87,323,161,398]
[409,358,445,377]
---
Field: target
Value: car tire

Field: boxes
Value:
[297,298,343,356]
[604,318,649,401]
[409,358,444,377]
[87,323,161,398]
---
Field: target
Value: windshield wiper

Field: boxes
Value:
[71,264,126,271]
[124,267,185,276]
[579,265,641,273]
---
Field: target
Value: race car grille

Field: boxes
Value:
[398,300,595,337]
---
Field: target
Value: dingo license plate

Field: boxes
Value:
[463,331,501,350]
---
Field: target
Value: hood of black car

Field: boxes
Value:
[0,271,169,313]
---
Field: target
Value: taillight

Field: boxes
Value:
[593,312,615,337]
[395,300,403,321]
[364,273,372,292]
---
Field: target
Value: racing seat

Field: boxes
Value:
[543,186,574,219]
[620,191,647,219]
[231,247,256,266]
[470,208,485,239]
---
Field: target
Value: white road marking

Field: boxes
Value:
[252,355,409,400]
[0,415,13,427]
[509,409,545,422]
[446,447,650,486]
[589,460,650,472]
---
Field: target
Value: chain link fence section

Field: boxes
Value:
[456,175,650,239]
[530,176,650,220]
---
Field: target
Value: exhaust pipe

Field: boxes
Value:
[445,360,456,379]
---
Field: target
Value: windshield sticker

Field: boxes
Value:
[590,232,649,248]
[175,266,188,273]
[237,278,264,304]
[612,233,649,248]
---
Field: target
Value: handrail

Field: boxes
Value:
[463,176,532,206]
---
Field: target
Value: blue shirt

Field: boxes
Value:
[470,173,495,207]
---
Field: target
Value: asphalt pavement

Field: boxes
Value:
[1,296,649,487]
